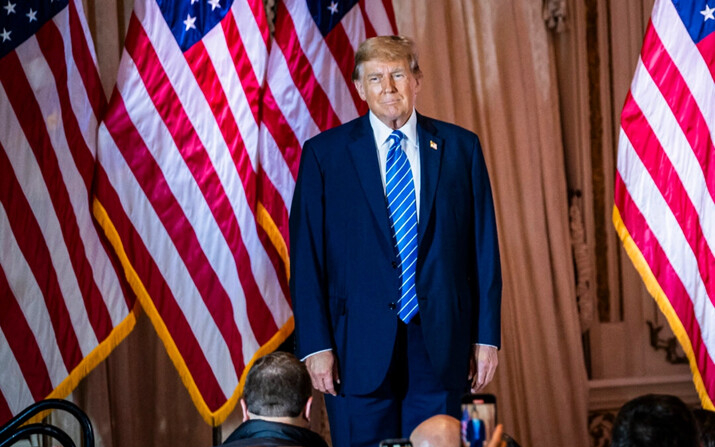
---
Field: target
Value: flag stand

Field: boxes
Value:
[213,425,222,445]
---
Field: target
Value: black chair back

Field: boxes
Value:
[0,399,94,447]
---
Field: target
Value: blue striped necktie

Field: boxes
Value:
[385,130,419,323]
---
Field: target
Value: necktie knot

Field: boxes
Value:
[388,130,405,148]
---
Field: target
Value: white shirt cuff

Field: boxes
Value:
[301,348,332,362]
[473,343,498,349]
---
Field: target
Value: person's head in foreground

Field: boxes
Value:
[410,415,463,447]
[694,409,715,447]
[240,351,313,427]
[610,394,699,447]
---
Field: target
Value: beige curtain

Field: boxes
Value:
[71,313,214,446]
[393,1,589,445]
[61,1,588,446]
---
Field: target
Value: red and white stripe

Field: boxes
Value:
[260,0,398,206]
[95,0,293,419]
[615,0,715,405]
[0,0,133,424]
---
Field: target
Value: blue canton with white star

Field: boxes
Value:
[308,0,359,37]
[672,0,715,43]
[0,0,68,59]
[157,0,233,52]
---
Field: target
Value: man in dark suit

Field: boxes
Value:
[289,35,502,447]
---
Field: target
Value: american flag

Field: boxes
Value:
[614,0,715,408]
[0,0,135,424]
[93,0,397,424]
[262,0,397,155]
[93,0,293,425]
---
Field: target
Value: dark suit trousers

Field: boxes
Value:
[324,317,464,447]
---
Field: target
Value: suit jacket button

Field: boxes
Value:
[388,302,396,310]
[391,261,398,269]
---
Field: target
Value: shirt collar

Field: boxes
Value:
[368,109,419,147]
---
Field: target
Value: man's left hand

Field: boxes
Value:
[468,344,498,392]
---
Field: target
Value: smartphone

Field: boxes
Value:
[379,438,411,447]
[460,393,497,447]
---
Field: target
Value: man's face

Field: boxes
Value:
[354,58,421,130]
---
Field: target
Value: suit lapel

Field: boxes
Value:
[417,114,444,245]
[346,116,394,250]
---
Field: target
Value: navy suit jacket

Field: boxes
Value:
[289,113,501,395]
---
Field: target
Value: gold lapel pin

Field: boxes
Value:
[430,140,438,150]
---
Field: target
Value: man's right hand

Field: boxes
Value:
[305,350,340,396]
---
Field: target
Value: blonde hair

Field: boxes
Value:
[352,35,422,81]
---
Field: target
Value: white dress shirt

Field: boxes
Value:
[369,109,421,219]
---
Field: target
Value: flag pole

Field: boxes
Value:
[213,425,222,446]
